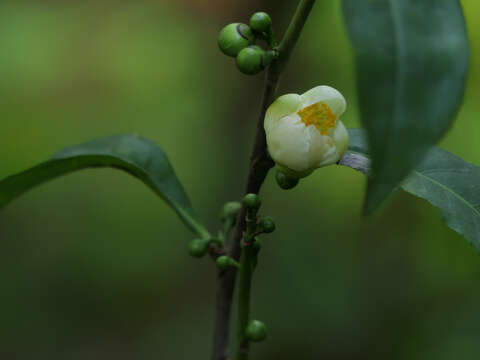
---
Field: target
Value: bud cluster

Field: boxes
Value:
[218,12,277,75]
[242,193,276,244]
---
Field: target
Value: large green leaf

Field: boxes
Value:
[342,0,469,214]
[0,135,210,238]
[340,129,480,251]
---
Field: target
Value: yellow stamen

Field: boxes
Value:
[297,102,337,135]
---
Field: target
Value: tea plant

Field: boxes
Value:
[1,1,477,359]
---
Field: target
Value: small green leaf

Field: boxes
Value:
[0,135,210,238]
[341,129,480,251]
[342,0,469,214]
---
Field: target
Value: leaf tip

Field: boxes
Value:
[362,179,397,216]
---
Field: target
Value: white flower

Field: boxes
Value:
[264,85,348,178]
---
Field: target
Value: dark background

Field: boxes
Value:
[1,0,479,359]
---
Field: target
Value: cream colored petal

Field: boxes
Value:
[305,125,332,168]
[266,115,310,172]
[333,120,349,158]
[264,93,301,134]
[300,85,346,117]
[316,120,349,167]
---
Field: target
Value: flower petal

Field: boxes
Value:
[305,125,335,168]
[300,85,346,117]
[264,93,301,134]
[316,120,349,167]
[266,114,310,172]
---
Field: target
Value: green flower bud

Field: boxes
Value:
[242,193,261,210]
[218,23,255,57]
[220,201,242,222]
[236,46,276,75]
[250,12,272,34]
[235,46,264,75]
[258,216,275,234]
[216,256,240,271]
[245,320,267,342]
[275,170,299,190]
[188,238,210,258]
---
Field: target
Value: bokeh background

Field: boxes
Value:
[1,1,479,359]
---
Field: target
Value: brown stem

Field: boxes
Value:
[211,2,316,359]
[210,68,277,360]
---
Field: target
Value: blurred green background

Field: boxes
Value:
[1,1,479,359]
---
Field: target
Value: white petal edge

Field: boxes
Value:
[265,114,310,172]
[316,120,349,167]
[264,94,301,134]
[300,85,346,117]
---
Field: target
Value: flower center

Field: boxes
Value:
[297,101,337,135]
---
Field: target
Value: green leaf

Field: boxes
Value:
[0,135,210,238]
[340,129,480,251]
[342,0,469,214]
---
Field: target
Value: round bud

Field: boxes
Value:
[220,201,242,221]
[275,170,299,190]
[245,320,267,342]
[242,193,261,210]
[236,46,265,75]
[216,256,231,270]
[216,256,239,271]
[250,12,272,34]
[188,238,210,258]
[258,216,275,234]
[218,23,255,57]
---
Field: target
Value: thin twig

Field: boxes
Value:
[211,2,316,359]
